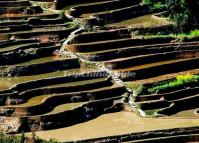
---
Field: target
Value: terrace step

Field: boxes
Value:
[137,87,199,102]
[0,69,99,91]
[0,71,109,94]
[11,77,113,101]
[0,25,76,41]
[116,58,199,81]
[123,134,199,143]
[79,41,199,61]
[0,42,62,66]
[0,83,125,116]
[0,39,37,49]
[0,42,38,53]
[56,0,117,9]
[0,17,64,26]
[0,56,80,76]
[0,41,59,53]
[0,1,31,7]
[137,99,170,110]
[44,102,86,115]
[28,17,64,26]
[0,13,60,21]
[0,21,27,26]
[67,0,151,24]
[156,94,199,116]
[106,13,172,28]
[164,87,199,102]
[0,69,125,117]
[69,0,140,18]
[104,50,199,70]
[1,97,122,133]
[70,28,131,44]
[0,24,32,33]
[93,4,151,24]
[0,6,43,15]
[66,37,174,52]
[130,69,199,85]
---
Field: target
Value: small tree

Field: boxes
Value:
[19,132,25,143]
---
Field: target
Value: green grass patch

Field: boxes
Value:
[144,29,199,41]
[65,21,78,28]
[148,74,199,94]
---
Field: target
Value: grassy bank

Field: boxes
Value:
[148,74,199,94]
[144,29,199,41]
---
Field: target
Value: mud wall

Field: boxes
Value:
[0,44,60,66]
[95,5,151,24]
[55,0,128,9]
[74,127,199,143]
[105,50,199,69]
[0,58,80,77]
[122,58,199,81]
[10,71,108,92]
[137,87,199,102]
[70,0,140,17]
[68,37,174,52]
[71,29,131,44]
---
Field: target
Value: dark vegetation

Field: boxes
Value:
[143,0,199,32]
[166,0,199,32]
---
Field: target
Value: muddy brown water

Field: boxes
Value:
[145,108,199,118]
[45,102,86,115]
[14,55,69,66]
[30,111,199,142]
[17,78,106,106]
[171,108,199,118]
[0,68,97,90]
[0,70,74,90]
[18,94,52,106]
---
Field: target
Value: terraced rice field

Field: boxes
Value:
[0,0,126,134]
[0,0,199,142]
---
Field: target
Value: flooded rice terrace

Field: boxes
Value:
[0,0,199,142]
[33,112,199,141]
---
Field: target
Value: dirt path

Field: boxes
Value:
[32,111,199,142]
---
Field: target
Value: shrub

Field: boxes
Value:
[153,2,166,10]
[19,132,25,143]
[165,0,199,32]
[142,0,166,10]
[142,0,152,5]
[0,131,59,143]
